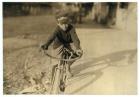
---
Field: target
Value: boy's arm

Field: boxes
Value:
[42,30,57,50]
[70,27,81,50]
[70,27,83,57]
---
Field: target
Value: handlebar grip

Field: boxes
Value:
[69,52,73,59]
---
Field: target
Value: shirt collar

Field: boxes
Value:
[57,23,68,31]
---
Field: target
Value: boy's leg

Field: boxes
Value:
[66,61,75,78]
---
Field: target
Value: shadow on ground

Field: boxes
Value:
[68,48,137,94]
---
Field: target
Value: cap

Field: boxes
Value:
[55,9,69,19]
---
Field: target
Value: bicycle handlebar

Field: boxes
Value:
[41,49,83,62]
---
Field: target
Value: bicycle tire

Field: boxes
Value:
[50,66,61,94]
[50,62,67,94]
[59,64,67,92]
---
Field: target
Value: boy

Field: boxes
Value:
[41,11,82,78]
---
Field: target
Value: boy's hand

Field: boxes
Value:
[75,49,83,57]
[41,45,48,50]
[70,43,83,57]
[39,43,48,51]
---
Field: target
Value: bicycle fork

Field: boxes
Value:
[50,64,66,94]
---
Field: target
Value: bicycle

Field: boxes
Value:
[42,47,83,94]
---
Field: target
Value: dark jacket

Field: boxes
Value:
[44,24,81,50]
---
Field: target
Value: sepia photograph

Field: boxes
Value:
[3,2,137,95]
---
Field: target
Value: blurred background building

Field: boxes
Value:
[3,2,134,27]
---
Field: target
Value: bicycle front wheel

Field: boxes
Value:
[50,65,61,94]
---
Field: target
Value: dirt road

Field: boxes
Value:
[65,28,137,94]
[4,25,137,94]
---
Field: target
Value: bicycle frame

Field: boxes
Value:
[50,48,71,94]
[19,48,82,94]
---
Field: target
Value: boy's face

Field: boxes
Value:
[57,17,69,31]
